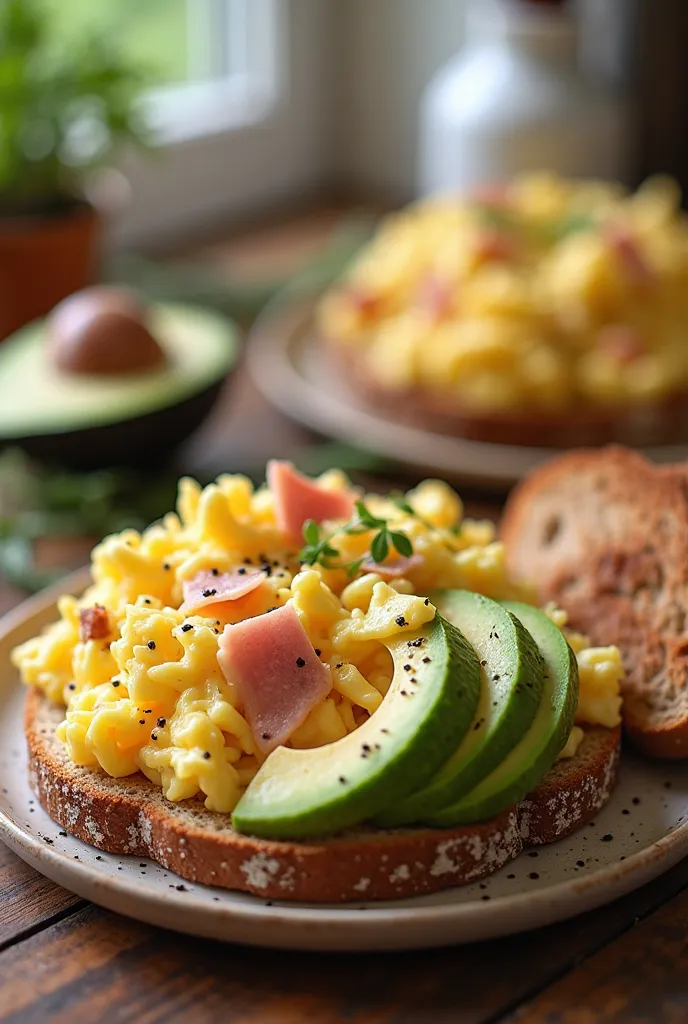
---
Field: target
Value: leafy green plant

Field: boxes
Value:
[300,500,413,577]
[0,0,150,214]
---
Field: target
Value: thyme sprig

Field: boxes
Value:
[300,500,413,577]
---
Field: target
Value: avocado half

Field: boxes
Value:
[0,303,239,469]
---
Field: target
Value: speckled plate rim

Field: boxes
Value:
[247,291,688,490]
[2,573,688,952]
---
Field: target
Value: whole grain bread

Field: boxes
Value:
[25,687,620,902]
[501,446,688,759]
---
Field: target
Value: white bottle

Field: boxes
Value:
[418,0,629,197]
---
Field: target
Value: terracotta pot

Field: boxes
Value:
[0,200,101,340]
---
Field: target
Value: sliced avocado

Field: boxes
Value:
[376,590,544,827]
[428,602,579,826]
[232,614,481,840]
[0,303,238,469]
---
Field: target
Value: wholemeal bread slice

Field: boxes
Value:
[25,687,620,902]
[501,446,688,759]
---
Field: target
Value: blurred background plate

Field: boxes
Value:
[247,291,688,491]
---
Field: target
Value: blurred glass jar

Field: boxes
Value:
[418,0,630,196]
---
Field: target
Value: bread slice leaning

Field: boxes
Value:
[25,688,620,902]
[501,446,688,759]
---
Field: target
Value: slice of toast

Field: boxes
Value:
[25,688,620,902]
[501,446,688,759]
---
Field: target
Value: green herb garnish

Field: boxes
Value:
[299,500,413,577]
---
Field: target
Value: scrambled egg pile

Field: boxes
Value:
[319,173,688,411]
[13,472,623,813]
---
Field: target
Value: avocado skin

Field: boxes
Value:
[2,378,227,470]
[232,615,481,840]
[376,592,544,827]
[429,603,579,826]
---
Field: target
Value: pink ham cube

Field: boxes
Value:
[218,604,332,754]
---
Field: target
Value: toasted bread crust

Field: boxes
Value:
[327,342,688,449]
[520,726,621,844]
[501,447,688,759]
[25,689,620,902]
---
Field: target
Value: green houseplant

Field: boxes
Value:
[0,0,149,338]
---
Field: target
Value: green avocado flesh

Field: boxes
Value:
[376,591,544,828]
[231,614,481,840]
[428,602,579,827]
[0,303,237,438]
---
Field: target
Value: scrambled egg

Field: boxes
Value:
[318,173,688,410]
[13,473,622,812]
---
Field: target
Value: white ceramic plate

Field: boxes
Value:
[2,575,688,952]
[247,293,688,490]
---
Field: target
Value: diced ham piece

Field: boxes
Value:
[181,568,266,614]
[598,324,645,364]
[416,274,453,320]
[359,554,424,580]
[79,605,110,643]
[605,227,654,288]
[267,460,355,542]
[347,287,381,321]
[218,604,331,754]
[471,182,511,208]
[474,229,517,264]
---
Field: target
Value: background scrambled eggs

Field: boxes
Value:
[13,472,623,813]
[319,173,688,411]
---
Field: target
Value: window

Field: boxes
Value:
[48,0,281,144]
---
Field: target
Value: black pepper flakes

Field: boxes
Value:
[528,872,539,880]
[157,717,167,728]
[338,776,347,784]
[138,720,145,726]
[632,797,641,805]
[296,656,306,668]
[424,598,429,605]
[203,751,211,760]
[315,649,322,657]
[68,683,76,691]
[151,733,158,741]
[576,860,585,867]
[163,562,171,571]
[202,588,217,598]
[422,656,431,664]
[112,680,120,687]
[601,833,613,842]
[238,567,247,575]
[395,615,408,627]
[181,624,193,632]
[262,732,272,741]
[143,709,152,714]
[403,664,412,672]
[211,568,219,576]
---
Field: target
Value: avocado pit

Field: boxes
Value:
[48,286,166,376]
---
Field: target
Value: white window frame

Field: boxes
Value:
[143,0,282,146]
[115,0,333,249]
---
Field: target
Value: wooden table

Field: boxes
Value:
[2,217,688,1021]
